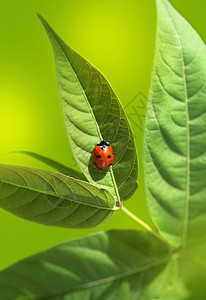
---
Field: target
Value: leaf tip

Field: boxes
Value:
[36,12,45,23]
[36,13,53,34]
[156,0,175,15]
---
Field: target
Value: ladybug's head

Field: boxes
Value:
[96,141,110,147]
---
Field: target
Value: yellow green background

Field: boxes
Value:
[0,0,205,271]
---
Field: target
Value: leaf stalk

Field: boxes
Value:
[110,166,122,207]
[121,206,173,250]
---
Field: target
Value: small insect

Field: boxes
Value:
[92,141,114,170]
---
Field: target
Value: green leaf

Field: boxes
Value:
[0,164,115,228]
[13,151,87,181]
[144,0,206,247]
[38,15,138,201]
[0,230,185,300]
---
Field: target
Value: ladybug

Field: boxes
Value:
[92,141,114,170]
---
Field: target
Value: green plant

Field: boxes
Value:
[0,0,205,299]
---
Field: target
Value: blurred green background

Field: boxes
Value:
[0,0,205,271]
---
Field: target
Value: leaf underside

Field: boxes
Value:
[0,230,186,300]
[0,164,115,228]
[39,15,138,201]
[144,0,206,247]
[13,151,87,181]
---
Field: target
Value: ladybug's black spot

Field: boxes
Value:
[96,155,101,158]
[107,155,111,159]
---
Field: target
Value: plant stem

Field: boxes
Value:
[121,205,172,247]
[109,167,172,249]
[110,166,122,207]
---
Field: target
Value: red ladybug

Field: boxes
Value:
[92,141,114,170]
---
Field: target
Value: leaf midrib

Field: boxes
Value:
[163,2,190,249]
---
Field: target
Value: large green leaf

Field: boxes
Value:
[0,230,187,300]
[39,15,138,202]
[144,0,206,247]
[0,164,115,228]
